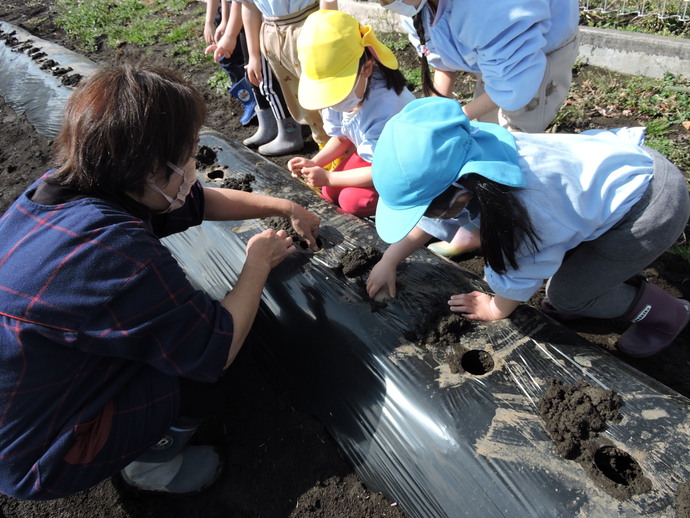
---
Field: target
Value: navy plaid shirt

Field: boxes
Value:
[0,174,233,499]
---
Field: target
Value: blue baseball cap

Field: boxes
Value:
[372,97,525,243]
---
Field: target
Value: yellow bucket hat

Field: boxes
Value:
[297,10,399,111]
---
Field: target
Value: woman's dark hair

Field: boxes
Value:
[359,49,409,103]
[51,64,206,196]
[428,175,541,274]
[412,11,445,98]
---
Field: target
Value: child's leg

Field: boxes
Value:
[214,6,245,84]
[546,147,689,319]
[321,153,378,217]
[260,14,328,146]
[428,225,480,257]
[239,30,279,146]
[256,52,303,155]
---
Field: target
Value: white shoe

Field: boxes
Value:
[120,445,224,495]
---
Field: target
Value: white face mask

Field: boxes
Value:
[330,76,368,113]
[383,0,427,17]
[147,161,197,213]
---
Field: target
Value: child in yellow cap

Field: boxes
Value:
[288,9,415,217]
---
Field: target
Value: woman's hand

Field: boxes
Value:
[288,204,321,251]
[366,258,398,300]
[448,292,519,321]
[288,157,317,178]
[245,229,296,270]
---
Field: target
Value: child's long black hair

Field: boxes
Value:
[412,11,445,98]
[428,174,541,273]
[360,49,409,103]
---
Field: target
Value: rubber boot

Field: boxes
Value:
[540,297,583,321]
[258,116,303,156]
[243,105,278,147]
[120,418,224,495]
[228,78,257,126]
[617,281,690,358]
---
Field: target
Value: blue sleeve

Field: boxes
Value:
[469,4,551,110]
[322,108,345,139]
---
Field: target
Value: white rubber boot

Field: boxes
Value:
[119,419,224,495]
[258,116,304,156]
[243,105,278,147]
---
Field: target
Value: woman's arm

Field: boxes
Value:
[202,187,320,250]
[221,228,295,367]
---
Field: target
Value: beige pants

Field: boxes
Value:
[260,3,328,145]
[475,30,581,133]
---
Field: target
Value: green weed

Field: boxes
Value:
[54,0,202,53]
[549,70,690,172]
[402,68,422,92]
[380,33,411,52]
[207,69,232,95]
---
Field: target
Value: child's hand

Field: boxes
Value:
[245,55,263,87]
[301,167,329,188]
[214,23,226,43]
[448,292,518,321]
[203,22,216,45]
[205,42,236,63]
[288,157,316,178]
[366,259,398,300]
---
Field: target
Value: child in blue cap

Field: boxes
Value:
[380,0,580,258]
[366,96,690,359]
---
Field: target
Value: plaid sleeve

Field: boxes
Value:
[150,181,206,238]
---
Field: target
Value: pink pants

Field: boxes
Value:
[321,153,378,218]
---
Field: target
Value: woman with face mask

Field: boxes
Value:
[0,65,320,499]
[379,0,580,257]
[287,9,415,217]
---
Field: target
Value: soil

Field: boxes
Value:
[1,1,690,517]
[537,379,654,501]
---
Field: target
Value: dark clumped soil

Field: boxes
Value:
[538,379,653,501]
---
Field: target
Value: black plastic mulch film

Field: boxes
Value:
[2,21,689,518]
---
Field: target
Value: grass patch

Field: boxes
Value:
[54,0,203,54]
[550,69,690,173]
[207,69,232,95]
[402,68,422,93]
